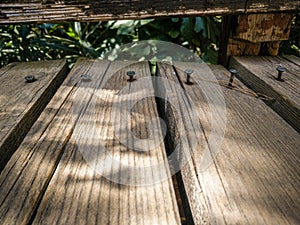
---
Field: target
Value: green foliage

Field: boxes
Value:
[0,17,222,67]
[280,13,300,56]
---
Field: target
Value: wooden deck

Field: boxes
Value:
[230,55,300,133]
[0,58,299,225]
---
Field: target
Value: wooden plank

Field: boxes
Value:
[283,55,300,67]
[0,58,104,225]
[1,0,300,24]
[156,62,211,225]
[235,13,292,43]
[0,59,68,171]
[229,56,300,133]
[0,59,181,225]
[157,62,300,224]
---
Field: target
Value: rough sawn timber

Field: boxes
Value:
[0,59,68,171]
[1,0,300,24]
[157,62,300,225]
[229,56,300,133]
[0,59,181,225]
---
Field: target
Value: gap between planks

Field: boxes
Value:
[157,61,300,225]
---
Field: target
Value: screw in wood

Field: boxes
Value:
[228,68,237,87]
[127,71,135,82]
[24,75,36,83]
[275,66,286,82]
[184,69,194,85]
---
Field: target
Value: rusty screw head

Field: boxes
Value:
[24,75,36,83]
[228,68,237,87]
[275,66,286,82]
[127,71,135,82]
[184,69,193,85]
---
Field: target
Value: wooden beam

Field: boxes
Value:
[0,59,68,171]
[1,0,300,24]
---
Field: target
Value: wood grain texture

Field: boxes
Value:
[0,59,68,171]
[1,0,300,24]
[283,54,300,67]
[0,59,181,225]
[0,58,100,225]
[158,62,300,225]
[235,13,292,43]
[229,56,300,133]
[156,62,210,225]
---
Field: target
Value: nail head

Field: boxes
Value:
[276,66,286,73]
[127,71,135,77]
[24,75,36,83]
[80,74,92,82]
[229,68,237,75]
[184,69,194,75]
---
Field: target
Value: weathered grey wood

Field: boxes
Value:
[0,59,181,225]
[156,62,210,225]
[229,56,300,133]
[283,55,300,67]
[157,62,300,225]
[1,0,300,24]
[0,59,68,171]
[0,58,103,225]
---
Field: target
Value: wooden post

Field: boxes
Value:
[226,13,293,58]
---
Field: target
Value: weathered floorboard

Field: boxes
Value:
[156,62,211,225]
[0,58,103,225]
[157,62,300,225]
[1,0,300,24]
[0,59,68,171]
[229,56,300,133]
[0,59,181,225]
[31,60,181,225]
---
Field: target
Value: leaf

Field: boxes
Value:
[140,19,154,26]
[74,22,82,39]
[168,29,180,38]
[180,18,195,41]
[194,17,207,38]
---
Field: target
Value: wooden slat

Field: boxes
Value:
[0,59,181,225]
[0,58,101,225]
[156,62,211,225]
[0,0,300,24]
[0,59,68,171]
[229,56,300,133]
[283,55,300,67]
[157,62,300,224]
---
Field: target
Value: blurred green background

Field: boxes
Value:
[0,14,299,68]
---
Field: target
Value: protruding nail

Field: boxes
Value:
[275,66,286,82]
[185,69,193,85]
[228,68,237,87]
[24,75,36,83]
[127,71,135,82]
